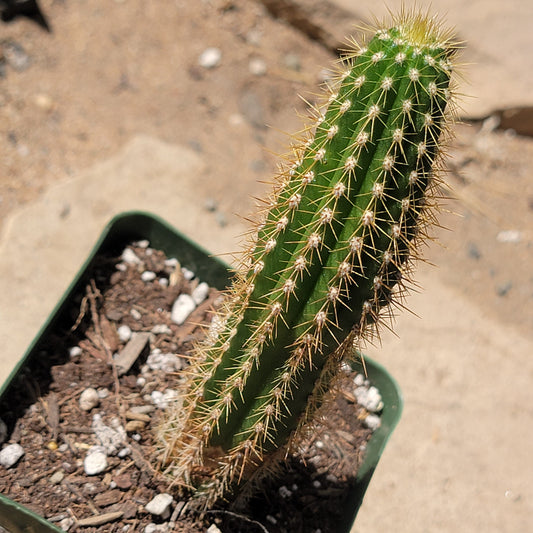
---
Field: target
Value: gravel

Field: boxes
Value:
[171,294,196,325]
[145,493,174,519]
[0,443,24,468]
[83,448,108,476]
[79,388,100,411]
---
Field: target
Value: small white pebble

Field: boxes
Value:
[198,47,222,69]
[312,480,321,488]
[0,443,24,468]
[266,515,277,525]
[137,376,146,387]
[69,346,82,358]
[206,525,222,533]
[151,324,172,335]
[353,373,365,386]
[191,282,209,305]
[158,278,169,287]
[79,388,100,411]
[364,414,382,431]
[130,308,142,321]
[117,324,132,343]
[121,248,141,265]
[171,294,196,325]
[278,485,292,498]
[136,240,150,249]
[141,271,157,282]
[118,447,131,458]
[181,267,195,280]
[59,517,74,531]
[97,388,110,399]
[83,449,107,475]
[249,57,267,76]
[145,493,174,518]
[496,230,522,243]
[355,385,383,413]
[164,258,179,268]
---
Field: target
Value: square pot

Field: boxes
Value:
[0,211,402,532]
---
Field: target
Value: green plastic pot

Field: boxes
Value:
[0,211,402,533]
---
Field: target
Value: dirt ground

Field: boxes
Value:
[1,0,531,337]
[1,0,532,531]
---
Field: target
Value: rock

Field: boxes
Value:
[191,282,209,305]
[79,388,100,411]
[496,230,522,243]
[69,346,82,358]
[141,270,157,282]
[130,308,142,320]
[145,493,174,519]
[136,239,150,249]
[3,40,31,71]
[249,57,267,76]
[171,294,196,325]
[34,93,54,112]
[117,324,132,342]
[121,247,141,265]
[198,47,222,69]
[50,470,65,484]
[0,443,24,468]
[206,525,223,533]
[83,448,108,475]
[181,267,194,280]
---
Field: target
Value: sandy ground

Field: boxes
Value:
[0,1,532,531]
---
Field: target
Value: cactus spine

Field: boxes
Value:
[159,10,458,504]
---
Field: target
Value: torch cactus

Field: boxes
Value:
[158,10,459,504]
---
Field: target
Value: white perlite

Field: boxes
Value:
[364,413,382,431]
[83,448,107,475]
[147,352,183,373]
[141,271,157,282]
[79,388,100,411]
[121,247,141,265]
[354,384,383,413]
[191,282,209,305]
[171,294,196,325]
[92,414,126,455]
[0,443,24,468]
[117,324,132,342]
[145,493,174,519]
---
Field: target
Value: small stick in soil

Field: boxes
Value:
[75,510,124,528]
[204,510,270,533]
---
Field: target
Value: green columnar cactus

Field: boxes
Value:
[159,10,458,504]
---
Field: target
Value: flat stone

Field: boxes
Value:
[145,493,174,519]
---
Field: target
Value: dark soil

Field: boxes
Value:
[0,242,375,533]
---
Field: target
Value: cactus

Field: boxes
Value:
[158,9,458,505]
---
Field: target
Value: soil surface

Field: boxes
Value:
[0,241,376,532]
